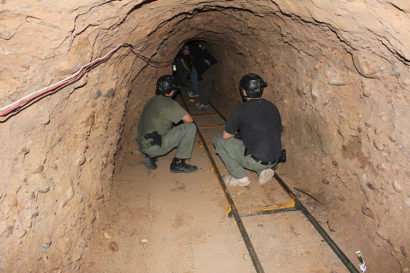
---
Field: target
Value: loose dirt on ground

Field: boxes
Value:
[82,96,348,273]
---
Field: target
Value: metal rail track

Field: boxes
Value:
[179,95,360,273]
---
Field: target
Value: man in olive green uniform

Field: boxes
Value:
[136,75,198,173]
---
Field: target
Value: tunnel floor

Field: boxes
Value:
[81,91,348,273]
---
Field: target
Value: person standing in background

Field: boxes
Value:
[190,42,217,108]
[173,43,200,98]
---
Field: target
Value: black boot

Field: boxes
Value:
[170,158,198,173]
[143,155,157,170]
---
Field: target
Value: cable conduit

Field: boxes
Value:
[0,43,171,119]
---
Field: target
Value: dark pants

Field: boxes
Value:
[175,69,191,88]
[199,65,215,105]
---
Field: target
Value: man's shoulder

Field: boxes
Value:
[145,95,174,109]
[231,103,245,113]
[240,99,280,114]
[153,95,173,103]
[143,95,157,106]
[158,96,184,112]
[227,103,246,122]
[257,99,278,109]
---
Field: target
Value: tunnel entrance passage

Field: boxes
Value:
[81,90,354,273]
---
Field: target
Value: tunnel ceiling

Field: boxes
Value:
[0,0,409,272]
[1,0,408,94]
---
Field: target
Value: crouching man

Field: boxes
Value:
[136,75,198,173]
[214,73,283,186]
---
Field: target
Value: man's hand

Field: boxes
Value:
[222,130,234,139]
[182,113,193,123]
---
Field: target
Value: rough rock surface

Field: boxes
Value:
[0,0,409,272]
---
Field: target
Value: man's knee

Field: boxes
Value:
[186,122,196,131]
[178,122,196,138]
[182,122,196,135]
[140,145,161,159]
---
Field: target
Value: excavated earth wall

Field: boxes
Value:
[0,0,409,272]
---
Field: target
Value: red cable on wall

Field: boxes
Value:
[0,43,171,118]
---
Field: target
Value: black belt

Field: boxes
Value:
[244,148,276,166]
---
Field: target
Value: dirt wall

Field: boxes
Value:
[0,0,408,272]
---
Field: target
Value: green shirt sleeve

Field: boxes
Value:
[166,99,187,124]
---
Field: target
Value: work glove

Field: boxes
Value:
[144,131,162,147]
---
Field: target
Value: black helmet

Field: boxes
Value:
[239,73,268,98]
[156,75,180,95]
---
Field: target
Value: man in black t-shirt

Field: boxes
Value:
[213,74,283,186]
[173,44,192,88]
[190,42,217,108]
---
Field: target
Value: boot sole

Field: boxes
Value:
[170,168,198,173]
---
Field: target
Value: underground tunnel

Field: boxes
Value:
[0,0,409,272]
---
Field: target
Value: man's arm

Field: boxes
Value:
[222,130,234,139]
[223,107,240,139]
[181,113,193,123]
[180,58,190,72]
